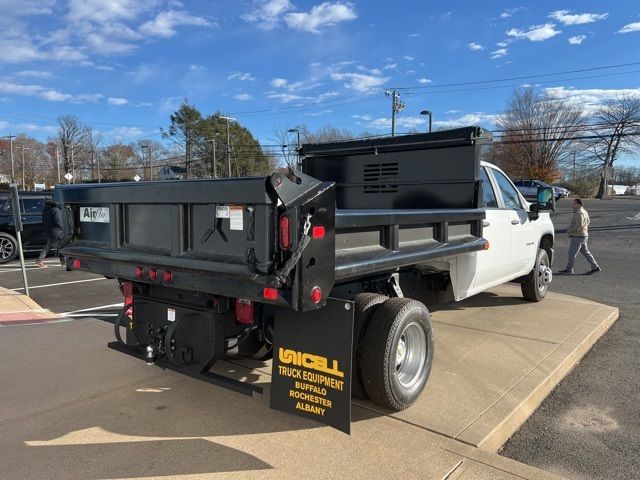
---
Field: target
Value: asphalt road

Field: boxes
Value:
[1,197,638,480]
[501,197,640,480]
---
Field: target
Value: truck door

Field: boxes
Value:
[470,167,513,292]
[20,197,47,248]
[490,169,537,276]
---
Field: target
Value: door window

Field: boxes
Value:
[480,168,498,208]
[493,170,523,210]
[22,198,45,214]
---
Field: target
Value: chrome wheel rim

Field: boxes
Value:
[395,321,427,389]
[537,257,550,293]
[0,238,14,259]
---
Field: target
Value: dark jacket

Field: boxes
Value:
[42,201,63,239]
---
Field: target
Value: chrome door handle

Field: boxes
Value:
[483,221,490,227]
[511,219,519,225]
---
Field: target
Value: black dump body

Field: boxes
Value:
[54,126,489,313]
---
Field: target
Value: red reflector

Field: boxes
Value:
[263,287,278,300]
[312,226,325,239]
[163,271,173,282]
[311,286,322,304]
[72,258,81,270]
[148,268,158,281]
[122,281,134,318]
[235,298,254,325]
[135,266,144,279]
[279,214,291,250]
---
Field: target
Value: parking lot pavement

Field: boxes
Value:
[0,258,122,315]
[0,318,563,480]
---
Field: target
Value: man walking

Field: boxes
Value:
[558,198,600,275]
[36,199,64,268]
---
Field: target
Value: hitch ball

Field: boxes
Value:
[145,345,155,365]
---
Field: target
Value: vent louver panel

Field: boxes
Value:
[363,162,399,194]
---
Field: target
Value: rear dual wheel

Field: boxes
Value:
[358,297,434,411]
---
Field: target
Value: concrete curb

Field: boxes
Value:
[458,304,619,451]
[0,286,57,325]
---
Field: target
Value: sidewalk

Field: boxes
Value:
[0,286,57,326]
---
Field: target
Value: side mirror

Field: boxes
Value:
[536,187,556,212]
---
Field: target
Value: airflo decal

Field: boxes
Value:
[80,207,110,223]
[270,298,353,434]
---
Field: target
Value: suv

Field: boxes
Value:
[0,191,53,264]
[513,180,567,200]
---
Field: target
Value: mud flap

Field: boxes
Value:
[270,297,354,434]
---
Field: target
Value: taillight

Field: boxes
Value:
[72,258,81,270]
[311,286,322,304]
[312,226,325,239]
[122,281,134,318]
[235,298,254,325]
[263,287,278,300]
[135,266,144,279]
[148,268,158,281]
[279,214,291,250]
[163,271,173,282]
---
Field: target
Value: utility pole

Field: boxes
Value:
[141,144,150,181]
[219,116,235,177]
[3,135,16,182]
[71,145,75,183]
[55,146,61,184]
[207,138,217,178]
[572,152,576,182]
[288,128,301,170]
[385,89,405,137]
[17,145,29,190]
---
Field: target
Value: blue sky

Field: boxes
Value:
[1,0,639,163]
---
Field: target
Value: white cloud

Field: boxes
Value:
[496,41,509,47]
[271,78,288,88]
[500,8,525,19]
[568,35,586,45]
[0,38,45,63]
[15,70,52,78]
[491,48,508,59]
[139,10,212,38]
[445,109,461,114]
[330,72,389,92]
[67,0,150,24]
[234,93,253,101]
[3,0,55,16]
[468,42,485,51]
[549,10,608,26]
[417,78,431,84]
[127,64,158,84]
[383,63,397,70]
[441,11,452,20]
[107,97,128,105]
[403,55,414,61]
[618,22,640,34]
[434,112,498,129]
[0,80,102,103]
[228,72,256,81]
[110,126,144,138]
[267,92,304,103]
[507,23,561,42]
[408,33,419,38]
[304,109,332,117]
[243,0,294,30]
[544,86,640,112]
[284,2,357,33]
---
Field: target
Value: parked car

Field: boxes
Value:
[0,191,52,263]
[513,180,568,200]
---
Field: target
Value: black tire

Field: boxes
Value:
[360,297,434,411]
[521,248,551,302]
[352,293,387,399]
[0,232,18,264]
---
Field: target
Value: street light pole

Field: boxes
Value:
[420,110,432,133]
[141,144,150,180]
[3,135,16,182]
[55,146,61,184]
[17,145,29,190]
[71,145,75,183]
[219,116,236,177]
[207,138,217,178]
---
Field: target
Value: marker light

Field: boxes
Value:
[135,266,144,279]
[72,258,81,270]
[311,286,322,304]
[163,271,173,283]
[312,226,325,239]
[235,298,254,325]
[263,287,278,300]
[148,268,158,281]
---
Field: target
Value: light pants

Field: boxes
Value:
[566,236,598,272]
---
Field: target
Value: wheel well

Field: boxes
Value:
[540,234,553,263]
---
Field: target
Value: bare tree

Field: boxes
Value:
[102,143,134,181]
[57,115,90,181]
[585,96,640,198]
[493,87,585,183]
